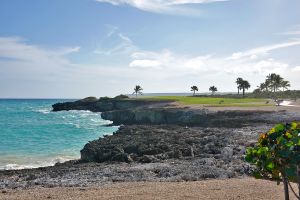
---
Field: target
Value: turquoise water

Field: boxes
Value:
[0,99,118,170]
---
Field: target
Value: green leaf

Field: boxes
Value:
[283,167,297,177]
[278,136,287,145]
[285,132,293,139]
[286,141,293,147]
[291,154,300,162]
[291,122,297,130]
[245,154,254,163]
[275,124,285,132]
[279,150,290,158]
[292,137,300,144]
[253,171,262,179]
[246,148,253,154]
[257,147,268,156]
[266,161,275,170]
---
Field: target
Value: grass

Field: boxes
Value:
[146,96,271,107]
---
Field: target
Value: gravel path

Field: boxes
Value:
[1,178,298,200]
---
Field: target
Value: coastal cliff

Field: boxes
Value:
[1,97,299,190]
[52,96,173,112]
[53,97,300,127]
[54,97,300,164]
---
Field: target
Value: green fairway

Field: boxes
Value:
[147,96,270,107]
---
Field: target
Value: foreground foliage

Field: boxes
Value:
[246,122,300,199]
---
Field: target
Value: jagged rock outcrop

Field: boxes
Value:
[80,124,269,164]
[52,97,173,112]
[101,108,300,127]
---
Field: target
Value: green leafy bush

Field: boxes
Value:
[246,122,300,181]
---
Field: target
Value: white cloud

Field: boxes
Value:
[127,46,296,93]
[279,25,300,36]
[280,31,300,36]
[95,0,229,15]
[292,66,300,71]
[129,59,161,68]
[0,37,79,65]
[1,36,299,98]
[94,27,137,56]
[129,48,289,75]
[228,40,300,60]
[0,36,84,88]
[0,36,136,98]
[130,49,172,68]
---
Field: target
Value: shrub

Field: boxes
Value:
[246,122,300,199]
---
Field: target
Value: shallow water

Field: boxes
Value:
[0,99,118,170]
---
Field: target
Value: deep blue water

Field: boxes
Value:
[0,99,118,170]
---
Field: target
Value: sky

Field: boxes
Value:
[0,0,300,98]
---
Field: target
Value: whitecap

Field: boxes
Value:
[0,156,78,170]
[35,109,51,114]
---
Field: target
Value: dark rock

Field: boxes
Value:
[52,97,300,127]
[139,155,158,163]
[221,147,234,161]
[101,108,300,127]
[52,97,173,113]
[79,125,271,165]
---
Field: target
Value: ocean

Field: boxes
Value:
[0,99,118,170]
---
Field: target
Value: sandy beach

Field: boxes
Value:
[1,178,298,200]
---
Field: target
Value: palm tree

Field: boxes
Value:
[236,78,243,95]
[209,86,217,95]
[190,86,198,96]
[267,73,283,92]
[281,80,291,91]
[240,80,251,97]
[133,85,143,97]
[259,82,268,92]
[258,73,290,93]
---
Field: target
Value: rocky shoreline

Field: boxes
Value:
[0,124,270,189]
[1,97,300,190]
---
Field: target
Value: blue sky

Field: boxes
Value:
[0,0,300,98]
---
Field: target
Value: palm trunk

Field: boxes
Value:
[238,88,240,95]
[193,91,195,96]
[242,88,245,97]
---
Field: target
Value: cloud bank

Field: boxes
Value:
[95,0,229,15]
[1,35,300,98]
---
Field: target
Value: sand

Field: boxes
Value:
[1,178,298,200]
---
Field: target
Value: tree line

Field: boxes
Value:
[132,73,291,98]
[254,73,291,93]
